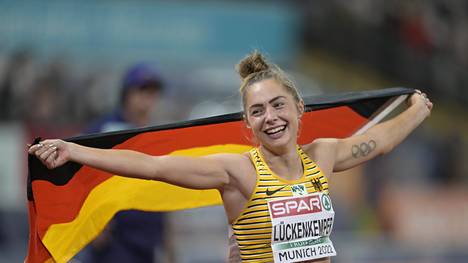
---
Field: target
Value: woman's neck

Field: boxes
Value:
[259,144,303,181]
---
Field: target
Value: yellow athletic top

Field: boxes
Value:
[230,146,331,262]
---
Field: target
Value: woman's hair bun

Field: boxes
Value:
[236,50,270,80]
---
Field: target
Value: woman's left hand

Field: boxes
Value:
[409,89,433,118]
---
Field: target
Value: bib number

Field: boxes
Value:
[268,193,336,262]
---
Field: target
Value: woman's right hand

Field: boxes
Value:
[28,139,71,169]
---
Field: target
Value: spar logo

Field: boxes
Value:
[268,194,322,218]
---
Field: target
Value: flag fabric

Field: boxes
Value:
[26,87,413,263]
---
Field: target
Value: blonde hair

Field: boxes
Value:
[236,51,302,110]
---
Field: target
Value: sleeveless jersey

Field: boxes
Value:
[230,146,335,262]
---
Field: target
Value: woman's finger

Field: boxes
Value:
[39,142,57,155]
[28,143,44,154]
[45,151,58,168]
[34,143,51,156]
[39,145,57,161]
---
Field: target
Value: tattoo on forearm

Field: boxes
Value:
[351,140,377,158]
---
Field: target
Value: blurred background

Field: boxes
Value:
[0,0,467,262]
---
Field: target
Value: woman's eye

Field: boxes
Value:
[274,102,284,108]
[251,109,262,116]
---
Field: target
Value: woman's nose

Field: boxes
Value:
[264,106,278,122]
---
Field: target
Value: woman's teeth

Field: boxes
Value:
[265,125,286,135]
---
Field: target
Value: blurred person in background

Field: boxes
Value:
[0,48,37,121]
[29,51,433,263]
[77,63,167,263]
[85,63,164,133]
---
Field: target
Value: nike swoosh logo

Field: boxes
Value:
[266,185,287,196]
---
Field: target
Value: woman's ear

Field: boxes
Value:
[243,113,251,129]
[297,100,305,118]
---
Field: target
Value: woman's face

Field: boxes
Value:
[244,78,303,150]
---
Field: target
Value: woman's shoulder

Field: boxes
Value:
[205,151,252,165]
[205,151,254,176]
[302,138,339,156]
[302,139,339,177]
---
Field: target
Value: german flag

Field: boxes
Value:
[26,87,413,263]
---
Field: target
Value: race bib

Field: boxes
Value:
[268,192,336,262]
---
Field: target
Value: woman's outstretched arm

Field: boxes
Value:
[305,90,433,173]
[28,140,231,190]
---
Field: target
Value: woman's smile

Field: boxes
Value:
[264,124,287,139]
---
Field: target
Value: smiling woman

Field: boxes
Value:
[242,79,303,154]
[28,51,432,263]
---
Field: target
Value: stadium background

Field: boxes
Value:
[0,0,466,262]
